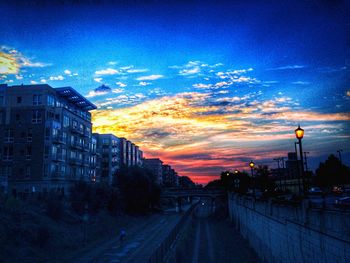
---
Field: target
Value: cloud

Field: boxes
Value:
[64,69,71,75]
[139,81,151,86]
[30,80,37,84]
[127,68,148,73]
[94,77,103,83]
[95,68,119,75]
[49,75,64,81]
[292,81,310,85]
[108,61,118,65]
[92,91,350,183]
[267,65,306,70]
[40,79,47,83]
[0,51,19,74]
[116,82,127,88]
[179,66,200,75]
[112,88,124,94]
[137,74,163,81]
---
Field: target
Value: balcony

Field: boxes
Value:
[69,157,82,165]
[3,156,13,162]
[83,144,90,152]
[71,126,84,135]
[52,154,65,162]
[71,141,83,150]
[4,137,14,143]
[52,134,65,144]
[83,130,91,138]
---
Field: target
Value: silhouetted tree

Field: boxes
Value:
[178,176,196,188]
[254,165,275,191]
[315,154,350,187]
[117,166,160,213]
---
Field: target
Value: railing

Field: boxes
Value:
[148,203,197,263]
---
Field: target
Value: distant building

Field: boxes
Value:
[0,84,96,196]
[93,133,120,185]
[143,158,163,185]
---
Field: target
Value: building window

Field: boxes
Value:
[26,146,32,160]
[27,129,33,142]
[44,146,50,159]
[32,110,42,123]
[4,129,14,142]
[62,132,67,143]
[25,165,31,178]
[17,96,22,104]
[47,95,55,107]
[43,164,48,177]
[33,95,42,105]
[3,146,13,161]
[63,115,70,127]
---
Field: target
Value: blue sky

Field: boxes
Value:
[1,1,349,183]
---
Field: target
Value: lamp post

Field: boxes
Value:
[249,161,255,198]
[295,125,307,196]
[234,170,239,174]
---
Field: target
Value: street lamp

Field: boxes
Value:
[249,161,255,198]
[234,170,239,174]
[295,125,307,196]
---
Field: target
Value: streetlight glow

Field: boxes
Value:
[295,125,304,140]
[234,170,239,174]
[249,161,254,168]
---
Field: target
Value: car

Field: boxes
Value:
[334,197,350,207]
[332,186,343,195]
[308,187,323,195]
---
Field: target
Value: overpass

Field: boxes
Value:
[160,187,226,212]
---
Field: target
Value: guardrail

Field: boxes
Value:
[148,203,197,263]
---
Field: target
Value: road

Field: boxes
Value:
[170,198,259,263]
[72,204,192,263]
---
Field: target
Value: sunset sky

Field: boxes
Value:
[1,1,349,184]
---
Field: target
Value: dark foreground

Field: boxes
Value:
[167,199,259,263]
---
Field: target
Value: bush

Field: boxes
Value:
[45,192,63,220]
[36,226,50,248]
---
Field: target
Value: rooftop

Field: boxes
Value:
[55,86,97,111]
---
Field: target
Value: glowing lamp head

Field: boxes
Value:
[295,125,304,140]
[249,161,254,168]
[234,170,239,174]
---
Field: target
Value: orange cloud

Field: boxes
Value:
[92,92,350,184]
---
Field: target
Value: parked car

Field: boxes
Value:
[334,197,350,208]
[332,186,343,195]
[308,187,323,195]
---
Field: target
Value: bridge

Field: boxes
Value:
[160,187,226,212]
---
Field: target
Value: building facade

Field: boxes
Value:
[93,133,120,185]
[0,84,96,196]
[143,158,163,185]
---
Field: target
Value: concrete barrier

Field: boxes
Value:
[228,193,350,263]
[148,203,197,263]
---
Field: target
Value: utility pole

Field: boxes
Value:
[273,158,281,190]
[280,157,286,191]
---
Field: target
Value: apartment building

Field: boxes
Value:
[0,84,96,196]
[93,133,120,185]
[143,158,163,185]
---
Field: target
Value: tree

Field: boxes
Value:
[117,166,161,213]
[315,154,350,187]
[254,165,275,191]
[178,176,196,188]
